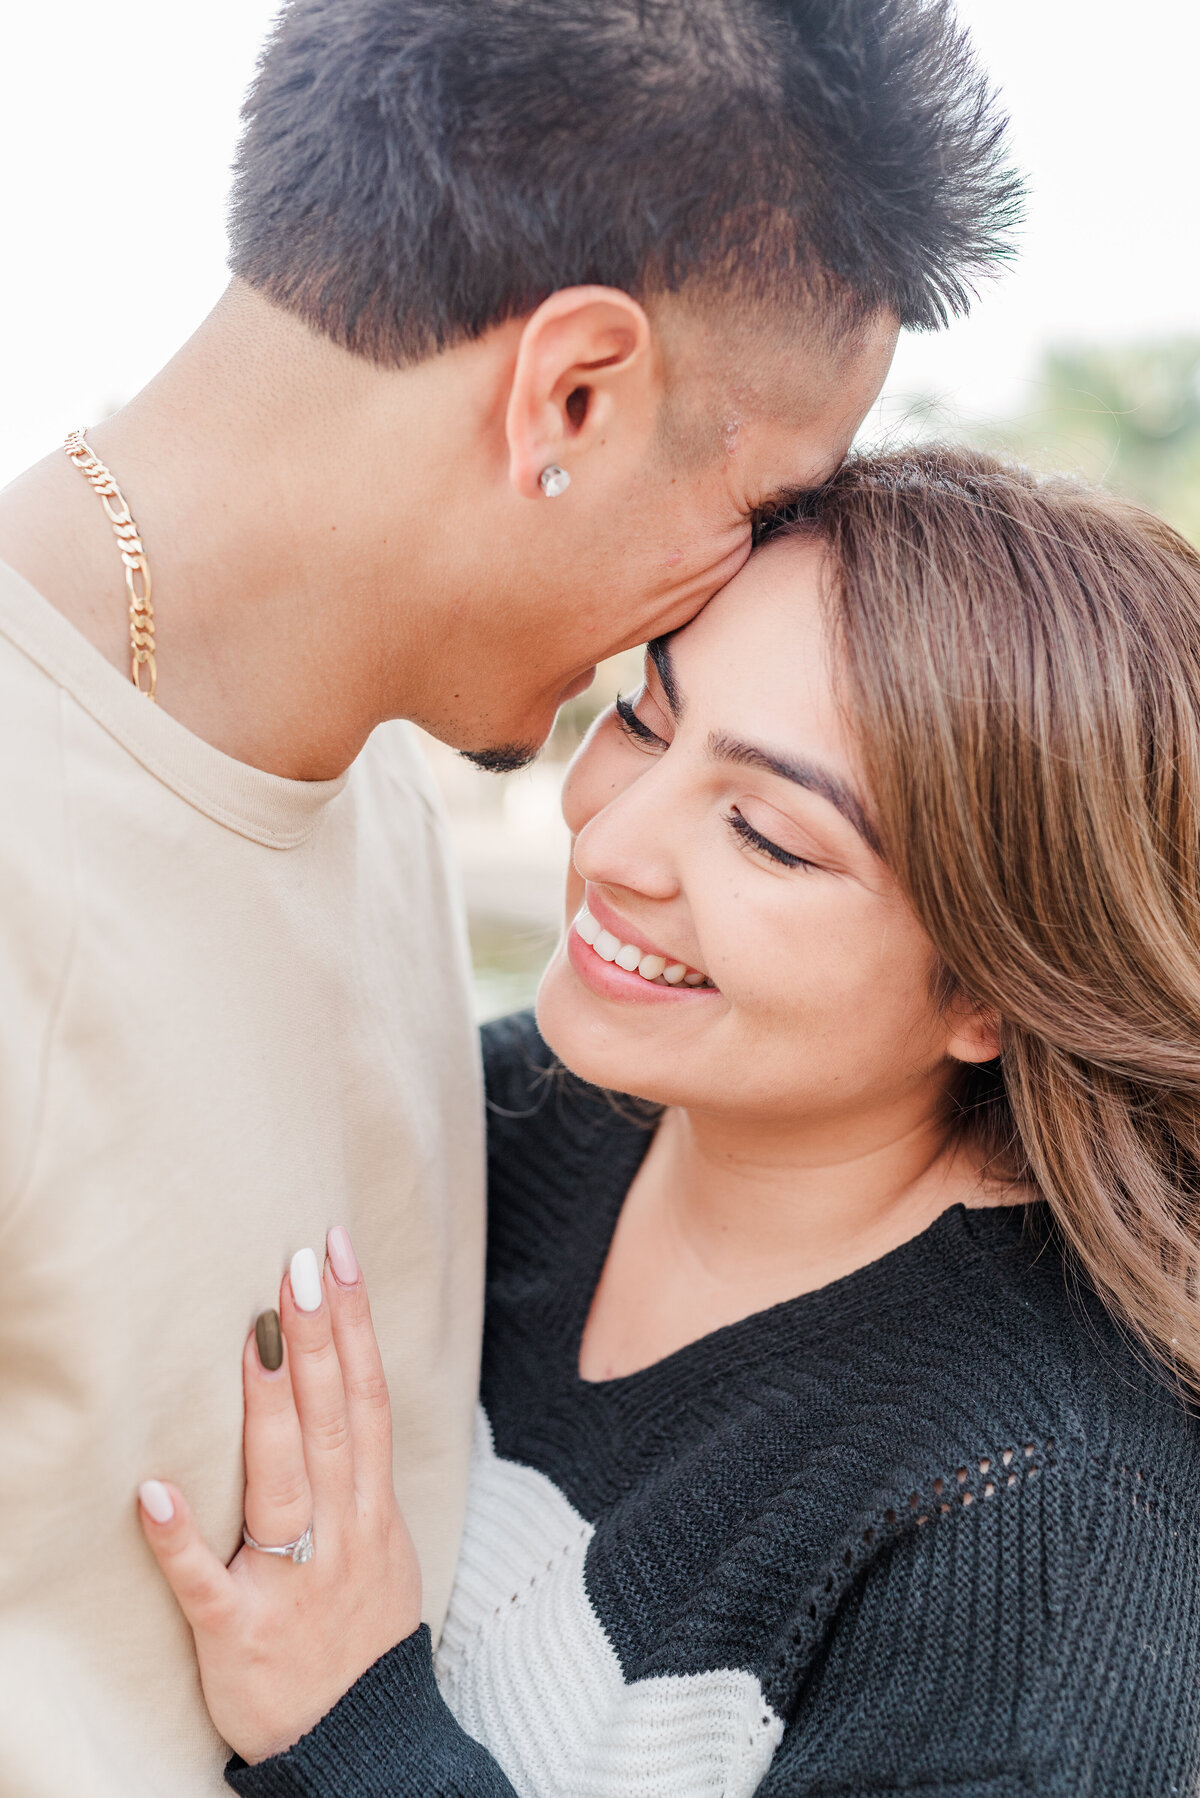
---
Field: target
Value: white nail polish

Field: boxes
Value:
[290,1246,323,1313]
[139,1480,174,1524]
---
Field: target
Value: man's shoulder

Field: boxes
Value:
[0,607,74,881]
[0,579,70,741]
[0,608,79,1205]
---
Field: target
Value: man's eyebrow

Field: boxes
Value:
[647,636,683,718]
[707,729,881,855]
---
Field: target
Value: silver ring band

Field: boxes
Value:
[242,1519,315,1564]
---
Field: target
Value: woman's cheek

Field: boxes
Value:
[718,888,842,1024]
[560,713,643,836]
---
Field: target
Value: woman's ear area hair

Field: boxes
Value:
[505,287,657,499]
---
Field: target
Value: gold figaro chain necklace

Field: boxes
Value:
[63,428,157,700]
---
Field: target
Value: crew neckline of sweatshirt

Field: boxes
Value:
[0,558,351,849]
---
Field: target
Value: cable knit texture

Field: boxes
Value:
[231,1011,1200,1796]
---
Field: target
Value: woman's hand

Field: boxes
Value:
[137,1228,422,1765]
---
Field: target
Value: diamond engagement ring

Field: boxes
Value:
[242,1520,315,1565]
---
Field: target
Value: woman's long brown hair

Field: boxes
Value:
[801,447,1200,1401]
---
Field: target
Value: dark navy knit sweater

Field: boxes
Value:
[231,1011,1200,1797]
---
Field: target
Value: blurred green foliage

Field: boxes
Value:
[994,338,1200,544]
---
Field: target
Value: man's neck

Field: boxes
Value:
[0,283,485,780]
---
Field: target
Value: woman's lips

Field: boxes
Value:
[567,900,718,1003]
[567,925,719,1004]
[582,890,711,979]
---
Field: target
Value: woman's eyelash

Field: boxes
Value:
[615,693,666,747]
[725,807,814,870]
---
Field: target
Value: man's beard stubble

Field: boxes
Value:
[458,741,541,775]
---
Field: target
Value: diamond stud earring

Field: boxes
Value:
[539,464,571,498]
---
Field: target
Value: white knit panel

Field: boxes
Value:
[435,1409,785,1798]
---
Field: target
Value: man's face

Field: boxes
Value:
[429,304,898,768]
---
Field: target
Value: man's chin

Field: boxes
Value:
[458,741,542,775]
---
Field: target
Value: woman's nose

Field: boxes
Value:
[571,765,683,903]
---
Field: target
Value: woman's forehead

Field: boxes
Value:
[662,537,835,700]
[678,534,830,645]
[651,536,862,781]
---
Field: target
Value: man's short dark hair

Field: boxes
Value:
[228,0,1021,365]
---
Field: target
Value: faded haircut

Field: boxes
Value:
[228,0,1022,365]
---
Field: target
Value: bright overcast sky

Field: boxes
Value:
[2,0,1197,485]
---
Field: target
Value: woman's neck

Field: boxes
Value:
[657,1102,990,1276]
[578,1096,1015,1383]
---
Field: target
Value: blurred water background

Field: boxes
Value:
[4,1,1198,1017]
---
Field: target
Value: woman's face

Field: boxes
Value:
[537,536,993,1141]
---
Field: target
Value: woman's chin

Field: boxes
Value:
[534,937,706,1106]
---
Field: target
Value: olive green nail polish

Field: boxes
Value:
[255,1309,283,1372]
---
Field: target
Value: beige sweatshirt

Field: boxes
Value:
[0,561,485,1796]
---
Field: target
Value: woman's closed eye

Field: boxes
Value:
[725,806,816,871]
[615,696,820,870]
[615,691,669,750]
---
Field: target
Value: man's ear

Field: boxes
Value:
[946,990,1003,1066]
[505,287,655,500]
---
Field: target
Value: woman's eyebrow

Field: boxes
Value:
[707,729,881,854]
[647,637,684,717]
[647,637,881,853]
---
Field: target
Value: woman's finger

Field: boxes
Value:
[242,1316,313,1551]
[137,1481,235,1635]
[325,1226,394,1500]
[280,1246,354,1515]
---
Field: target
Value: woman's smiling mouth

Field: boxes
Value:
[570,898,718,996]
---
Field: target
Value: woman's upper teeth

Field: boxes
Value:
[574,906,711,987]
